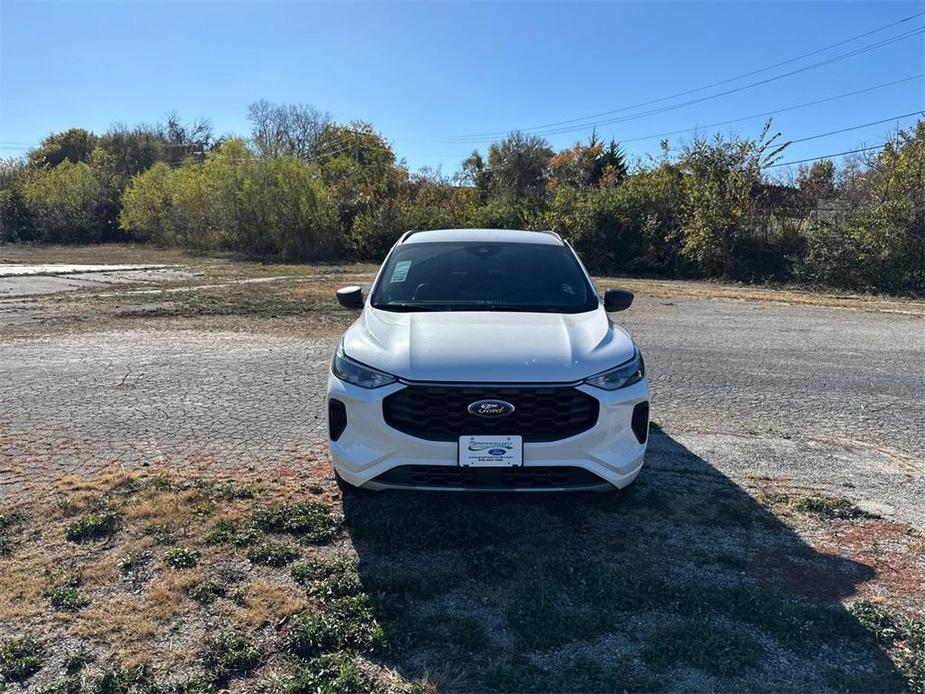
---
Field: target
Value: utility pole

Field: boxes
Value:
[353,130,360,164]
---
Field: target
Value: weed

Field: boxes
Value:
[0,638,43,683]
[247,543,300,567]
[164,547,201,569]
[0,511,26,532]
[38,675,81,693]
[203,631,260,684]
[252,501,339,543]
[118,552,150,576]
[851,600,925,691]
[148,523,176,545]
[641,621,763,676]
[65,510,119,542]
[205,519,261,547]
[88,664,151,693]
[191,502,214,517]
[188,580,227,605]
[291,558,339,585]
[48,585,89,612]
[0,511,26,556]
[284,651,374,694]
[795,495,873,520]
[286,595,384,658]
[291,558,362,599]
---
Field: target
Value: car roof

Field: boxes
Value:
[398,228,564,246]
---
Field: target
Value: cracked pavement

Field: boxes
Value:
[1,275,923,527]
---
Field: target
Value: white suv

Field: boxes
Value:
[327,228,650,492]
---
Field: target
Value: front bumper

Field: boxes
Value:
[326,374,649,491]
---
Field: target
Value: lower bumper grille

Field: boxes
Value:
[383,385,599,442]
[371,465,608,490]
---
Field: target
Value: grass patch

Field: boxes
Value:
[641,621,763,676]
[203,631,260,685]
[506,577,605,650]
[0,638,43,683]
[187,579,227,605]
[47,581,89,612]
[0,511,26,556]
[851,600,925,691]
[164,547,201,569]
[65,510,119,542]
[292,558,362,599]
[252,501,339,543]
[38,675,82,693]
[247,543,300,567]
[795,495,873,520]
[286,595,384,658]
[284,651,376,694]
[205,519,261,547]
[147,523,176,545]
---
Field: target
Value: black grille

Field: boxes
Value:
[328,399,347,441]
[373,465,608,490]
[631,401,649,443]
[383,385,599,442]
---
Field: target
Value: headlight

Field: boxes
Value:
[332,342,397,388]
[583,348,645,390]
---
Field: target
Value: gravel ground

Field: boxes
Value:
[1,289,922,526]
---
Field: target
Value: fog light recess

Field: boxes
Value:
[328,399,347,441]
[631,401,650,443]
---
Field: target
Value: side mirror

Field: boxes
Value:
[603,288,634,312]
[336,286,364,309]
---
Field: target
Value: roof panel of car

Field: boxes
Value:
[400,228,563,245]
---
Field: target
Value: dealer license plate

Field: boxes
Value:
[458,435,523,467]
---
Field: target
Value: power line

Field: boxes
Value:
[787,111,923,144]
[438,23,925,143]
[444,10,924,140]
[767,143,893,168]
[615,74,924,145]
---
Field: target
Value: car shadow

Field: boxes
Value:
[340,431,903,692]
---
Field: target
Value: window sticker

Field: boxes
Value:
[390,260,412,283]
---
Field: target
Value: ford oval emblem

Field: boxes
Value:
[467,399,515,417]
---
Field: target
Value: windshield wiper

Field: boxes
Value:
[371,303,442,312]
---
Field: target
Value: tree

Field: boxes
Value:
[158,112,214,165]
[678,120,788,277]
[797,159,836,200]
[29,128,98,167]
[548,132,628,190]
[247,100,332,160]
[98,125,168,184]
[22,159,105,242]
[486,131,553,199]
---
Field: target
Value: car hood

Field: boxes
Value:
[341,306,636,383]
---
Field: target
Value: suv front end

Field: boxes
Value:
[326,229,650,492]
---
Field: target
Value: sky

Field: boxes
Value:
[1,1,923,175]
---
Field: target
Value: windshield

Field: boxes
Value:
[370,241,599,313]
